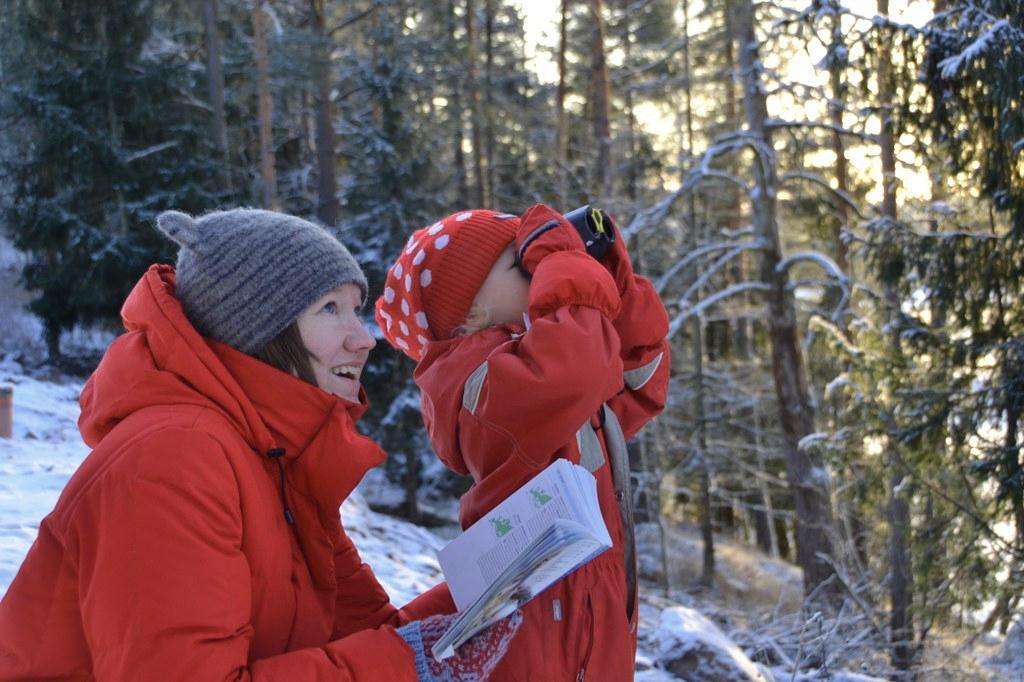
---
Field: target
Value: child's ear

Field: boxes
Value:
[463,304,490,332]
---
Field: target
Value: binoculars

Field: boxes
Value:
[563,205,617,260]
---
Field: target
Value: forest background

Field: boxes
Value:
[0,0,1021,678]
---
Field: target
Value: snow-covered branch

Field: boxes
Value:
[675,246,749,307]
[655,240,767,295]
[122,140,180,164]
[776,250,847,282]
[777,251,850,321]
[668,281,772,338]
[765,118,879,144]
[937,18,1018,78]
[624,131,774,241]
[700,170,751,193]
[779,171,865,218]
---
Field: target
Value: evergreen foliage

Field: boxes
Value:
[0,0,221,358]
[921,0,1024,233]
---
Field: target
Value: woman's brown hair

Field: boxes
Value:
[252,322,317,386]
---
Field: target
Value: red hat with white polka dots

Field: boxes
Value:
[375,209,519,359]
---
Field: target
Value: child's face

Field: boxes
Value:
[471,244,530,328]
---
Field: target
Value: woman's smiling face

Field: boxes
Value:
[295,284,375,402]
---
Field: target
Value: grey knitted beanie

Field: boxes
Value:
[154,208,368,355]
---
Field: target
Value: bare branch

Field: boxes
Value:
[329,7,375,36]
[777,250,846,279]
[624,131,773,241]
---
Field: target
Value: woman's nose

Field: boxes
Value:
[345,321,376,352]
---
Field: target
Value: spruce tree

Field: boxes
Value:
[0,0,219,360]
[921,0,1024,233]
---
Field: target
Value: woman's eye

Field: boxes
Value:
[322,302,338,314]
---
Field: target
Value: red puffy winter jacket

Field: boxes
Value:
[0,265,453,681]
[414,245,670,681]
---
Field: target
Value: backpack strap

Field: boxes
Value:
[600,403,637,624]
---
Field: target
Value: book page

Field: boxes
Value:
[439,459,596,611]
[432,518,608,660]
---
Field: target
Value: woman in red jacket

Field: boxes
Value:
[375,204,670,681]
[0,208,518,681]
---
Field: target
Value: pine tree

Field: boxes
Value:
[0,0,220,360]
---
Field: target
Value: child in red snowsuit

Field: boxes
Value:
[375,204,670,681]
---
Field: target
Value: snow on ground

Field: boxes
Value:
[0,358,89,592]
[340,494,447,607]
[650,605,770,681]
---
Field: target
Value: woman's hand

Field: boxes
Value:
[397,610,523,681]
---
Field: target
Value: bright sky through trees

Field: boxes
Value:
[517,0,938,200]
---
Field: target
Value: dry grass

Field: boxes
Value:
[639,521,803,616]
[637,521,1015,680]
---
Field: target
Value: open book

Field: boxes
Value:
[431,458,612,660]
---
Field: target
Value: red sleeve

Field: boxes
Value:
[527,250,620,321]
[331,527,402,637]
[331,521,454,635]
[604,273,670,439]
[396,583,457,623]
[74,430,419,682]
[590,226,670,438]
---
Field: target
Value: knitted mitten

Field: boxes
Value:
[397,610,523,682]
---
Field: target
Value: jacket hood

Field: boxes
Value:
[80,265,385,510]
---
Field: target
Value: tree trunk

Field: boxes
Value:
[589,0,612,205]
[694,290,713,586]
[827,0,850,277]
[484,0,496,203]
[754,398,779,556]
[447,0,469,206]
[556,0,569,205]
[877,1,914,667]
[465,0,486,206]
[622,9,638,203]
[887,455,914,670]
[202,0,231,192]
[677,0,715,588]
[991,348,1024,636]
[733,0,838,600]
[724,1,775,554]
[311,0,339,225]
[1010,390,1024,574]
[252,0,278,210]
[722,0,750,358]
[775,516,791,561]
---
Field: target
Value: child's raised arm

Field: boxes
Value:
[595,224,671,440]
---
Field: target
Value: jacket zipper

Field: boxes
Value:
[266,447,295,525]
[576,594,596,681]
